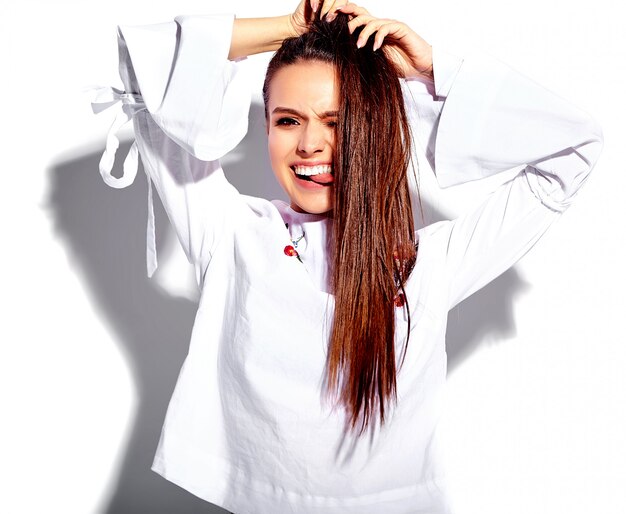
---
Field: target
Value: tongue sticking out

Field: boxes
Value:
[308,173,334,185]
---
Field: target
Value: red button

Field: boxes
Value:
[284,245,299,258]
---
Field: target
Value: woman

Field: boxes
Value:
[92,1,603,512]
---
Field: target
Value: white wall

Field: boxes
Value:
[2,1,623,513]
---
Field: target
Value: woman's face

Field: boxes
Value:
[266,60,338,215]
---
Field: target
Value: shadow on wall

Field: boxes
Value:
[46,102,528,514]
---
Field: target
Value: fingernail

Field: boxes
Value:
[312,1,319,12]
[326,13,336,22]
[356,39,363,48]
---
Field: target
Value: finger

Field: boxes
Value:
[372,21,402,52]
[356,19,388,48]
[324,0,352,22]
[336,2,371,16]
[320,0,339,19]
[347,13,375,34]
[371,23,400,51]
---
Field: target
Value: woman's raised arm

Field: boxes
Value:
[228,0,374,59]
[229,1,315,60]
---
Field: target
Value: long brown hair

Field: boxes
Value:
[263,14,417,435]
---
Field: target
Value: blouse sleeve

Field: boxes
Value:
[92,15,250,286]
[403,47,604,309]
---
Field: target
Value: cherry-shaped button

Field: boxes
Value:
[284,245,299,258]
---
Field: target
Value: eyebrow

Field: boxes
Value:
[271,107,339,119]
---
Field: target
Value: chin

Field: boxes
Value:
[291,197,333,215]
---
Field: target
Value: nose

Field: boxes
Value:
[297,123,326,155]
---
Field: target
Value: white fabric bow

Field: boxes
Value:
[90,86,158,277]
[90,86,144,188]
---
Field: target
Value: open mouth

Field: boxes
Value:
[291,164,334,185]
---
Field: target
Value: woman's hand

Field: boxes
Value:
[337,3,433,80]
[287,0,314,36]
[288,0,352,36]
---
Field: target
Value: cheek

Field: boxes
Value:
[268,130,295,165]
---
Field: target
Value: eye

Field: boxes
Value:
[325,120,338,128]
[275,117,299,126]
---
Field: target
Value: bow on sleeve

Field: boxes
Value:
[89,20,179,278]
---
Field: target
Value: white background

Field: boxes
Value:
[1,0,624,513]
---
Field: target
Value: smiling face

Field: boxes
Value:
[266,60,339,215]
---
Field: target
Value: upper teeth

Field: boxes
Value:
[293,165,332,176]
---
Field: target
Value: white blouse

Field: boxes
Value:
[91,14,603,514]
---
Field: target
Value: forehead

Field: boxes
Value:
[267,61,339,114]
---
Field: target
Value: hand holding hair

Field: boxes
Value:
[291,1,433,80]
[287,0,317,36]
[232,0,432,81]
[337,3,433,80]
[289,0,351,36]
